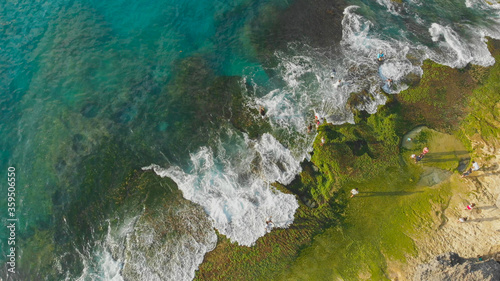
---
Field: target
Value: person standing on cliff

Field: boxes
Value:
[471,161,480,171]
[350,188,359,198]
[465,203,476,210]
[315,118,321,129]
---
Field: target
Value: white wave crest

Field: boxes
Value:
[428,23,495,67]
[143,132,300,246]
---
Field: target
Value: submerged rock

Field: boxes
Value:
[417,167,452,187]
[413,252,500,281]
[110,171,218,281]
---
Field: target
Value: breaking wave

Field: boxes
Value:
[144,132,300,247]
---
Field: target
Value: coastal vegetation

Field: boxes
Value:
[4,1,499,280]
[16,36,499,280]
[194,40,500,280]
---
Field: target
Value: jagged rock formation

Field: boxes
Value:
[413,252,500,281]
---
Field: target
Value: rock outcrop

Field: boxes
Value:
[413,252,500,281]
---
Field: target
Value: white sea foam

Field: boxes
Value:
[341,6,379,58]
[339,6,423,101]
[65,192,218,281]
[71,209,217,281]
[74,242,124,281]
[465,0,500,9]
[118,212,217,281]
[96,250,123,281]
[255,41,358,130]
[248,48,346,156]
[408,0,423,6]
[133,2,500,279]
[376,0,401,15]
[249,3,500,166]
[429,23,472,66]
[428,23,496,67]
[379,56,419,81]
[255,50,331,129]
[143,132,300,247]
[247,6,420,137]
[251,0,500,144]
[249,6,423,140]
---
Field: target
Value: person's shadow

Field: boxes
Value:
[357,191,423,197]
[476,205,498,211]
[467,217,500,222]
[471,172,500,178]
[480,163,499,172]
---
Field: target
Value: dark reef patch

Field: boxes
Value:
[249,0,347,63]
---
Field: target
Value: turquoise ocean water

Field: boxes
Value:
[1,0,500,280]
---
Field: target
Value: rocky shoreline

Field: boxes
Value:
[195,40,500,280]
[406,136,500,281]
